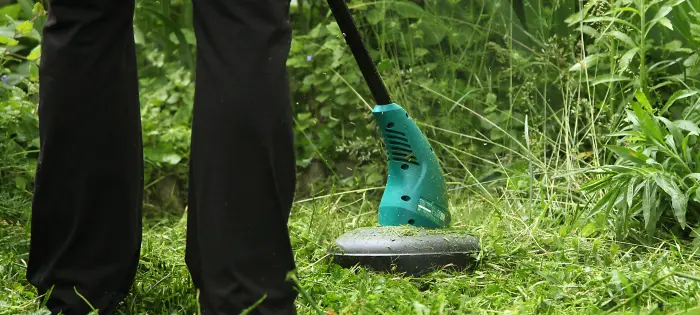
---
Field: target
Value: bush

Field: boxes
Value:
[582,90,700,239]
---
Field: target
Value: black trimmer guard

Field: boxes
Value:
[330,227,480,276]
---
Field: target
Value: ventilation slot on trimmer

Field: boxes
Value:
[389,141,411,149]
[386,134,409,143]
[385,129,407,136]
[384,128,419,165]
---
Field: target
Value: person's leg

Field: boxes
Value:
[185,0,298,314]
[26,1,143,314]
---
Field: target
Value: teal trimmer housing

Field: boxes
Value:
[372,103,450,228]
[325,0,480,276]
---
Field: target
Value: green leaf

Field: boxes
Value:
[605,130,642,138]
[658,116,683,148]
[180,28,196,45]
[418,16,448,46]
[644,118,666,144]
[604,185,623,218]
[643,180,660,237]
[26,44,40,61]
[608,145,650,165]
[32,2,45,15]
[565,9,587,25]
[591,74,630,85]
[0,4,21,19]
[387,1,425,18]
[627,176,638,208]
[664,40,693,53]
[665,133,677,149]
[0,34,18,46]
[580,25,600,37]
[414,47,429,58]
[682,134,692,163]
[647,6,673,33]
[618,47,639,74]
[15,176,27,190]
[161,153,181,165]
[684,53,699,67]
[29,62,38,81]
[658,17,674,30]
[610,242,620,257]
[16,20,33,35]
[608,7,641,16]
[661,90,699,114]
[653,172,688,228]
[581,174,614,192]
[626,108,641,127]
[376,59,394,72]
[642,179,652,228]
[583,17,640,31]
[609,30,637,47]
[325,22,340,37]
[635,90,653,111]
[581,222,598,237]
[604,165,642,174]
[589,186,616,217]
[570,53,604,71]
[632,95,665,144]
[315,93,329,102]
[366,7,385,25]
[676,120,700,134]
[134,26,145,45]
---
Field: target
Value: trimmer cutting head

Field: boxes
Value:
[331,226,479,276]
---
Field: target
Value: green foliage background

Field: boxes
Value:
[2,0,700,251]
[4,0,700,313]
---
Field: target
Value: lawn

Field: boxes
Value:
[3,188,700,314]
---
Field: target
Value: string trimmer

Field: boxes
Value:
[324,0,480,276]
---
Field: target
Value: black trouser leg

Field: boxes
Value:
[185,0,298,314]
[26,1,142,314]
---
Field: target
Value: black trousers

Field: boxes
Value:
[26,0,298,314]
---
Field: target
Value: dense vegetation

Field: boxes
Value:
[2,0,700,313]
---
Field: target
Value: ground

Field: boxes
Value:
[2,190,700,314]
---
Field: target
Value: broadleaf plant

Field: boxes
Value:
[582,90,700,239]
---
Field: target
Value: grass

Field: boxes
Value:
[3,186,700,315]
[2,0,700,313]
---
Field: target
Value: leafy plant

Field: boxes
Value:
[582,90,700,239]
[0,2,45,196]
